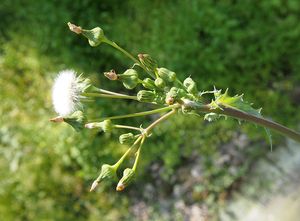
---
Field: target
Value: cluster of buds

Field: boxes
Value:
[48,23,205,192]
[49,22,300,193]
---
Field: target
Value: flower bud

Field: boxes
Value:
[154,77,166,89]
[118,69,139,90]
[90,164,117,191]
[157,68,176,82]
[63,111,86,132]
[104,69,118,81]
[83,27,105,47]
[116,168,135,191]
[142,78,156,90]
[183,77,198,94]
[137,90,156,102]
[119,133,135,145]
[138,54,158,72]
[165,87,179,105]
[85,119,113,133]
[154,93,166,105]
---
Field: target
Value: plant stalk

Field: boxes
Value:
[90,104,180,122]
[83,92,137,100]
[185,101,300,142]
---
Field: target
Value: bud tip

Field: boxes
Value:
[90,180,99,192]
[49,116,64,123]
[67,22,82,34]
[85,123,93,129]
[116,183,125,192]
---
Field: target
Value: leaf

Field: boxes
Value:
[207,88,273,150]
[264,127,273,151]
[212,88,262,117]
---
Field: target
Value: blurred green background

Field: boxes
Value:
[1,0,300,220]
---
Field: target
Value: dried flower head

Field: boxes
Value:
[52,70,90,116]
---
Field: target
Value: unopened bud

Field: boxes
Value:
[90,164,117,191]
[85,119,113,133]
[63,111,86,132]
[157,68,176,82]
[118,69,139,90]
[116,168,135,191]
[68,22,106,47]
[142,78,156,90]
[154,77,165,89]
[183,77,198,94]
[165,87,179,105]
[137,90,156,102]
[119,133,135,145]
[104,69,118,80]
[138,54,158,72]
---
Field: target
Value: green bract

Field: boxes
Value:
[118,69,139,89]
[116,168,135,191]
[157,68,176,82]
[119,133,135,145]
[82,27,106,47]
[63,111,86,132]
[138,54,158,72]
[137,90,156,103]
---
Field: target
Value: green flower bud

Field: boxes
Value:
[63,111,86,132]
[137,90,156,102]
[83,27,105,47]
[142,78,156,90]
[118,69,139,90]
[138,54,158,72]
[157,68,176,82]
[154,77,166,89]
[165,87,179,105]
[119,133,135,145]
[183,77,198,94]
[154,92,166,105]
[68,22,106,47]
[85,119,113,133]
[116,168,135,191]
[90,164,117,191]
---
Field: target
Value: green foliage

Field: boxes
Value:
[1,0,300,220]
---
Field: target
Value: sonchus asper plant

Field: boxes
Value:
[49,22,300,192]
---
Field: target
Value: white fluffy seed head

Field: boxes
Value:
[52,70,82,116]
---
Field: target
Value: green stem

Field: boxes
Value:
[184,100,300,142]
[90,104,180,122]
[103,39,140,64]
[132,136,145,171]
[113,136,143,168]
[144,109,177,135]
[115,124,142,132]
[82,92,137,100]
[103,39,155,78]
[94,88,134,97]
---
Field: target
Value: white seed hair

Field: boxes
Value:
[52,70,81,116]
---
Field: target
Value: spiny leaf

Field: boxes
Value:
[206,88,273,150]
[213,88,262,117]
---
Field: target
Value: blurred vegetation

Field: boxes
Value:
[1,0,300,220]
